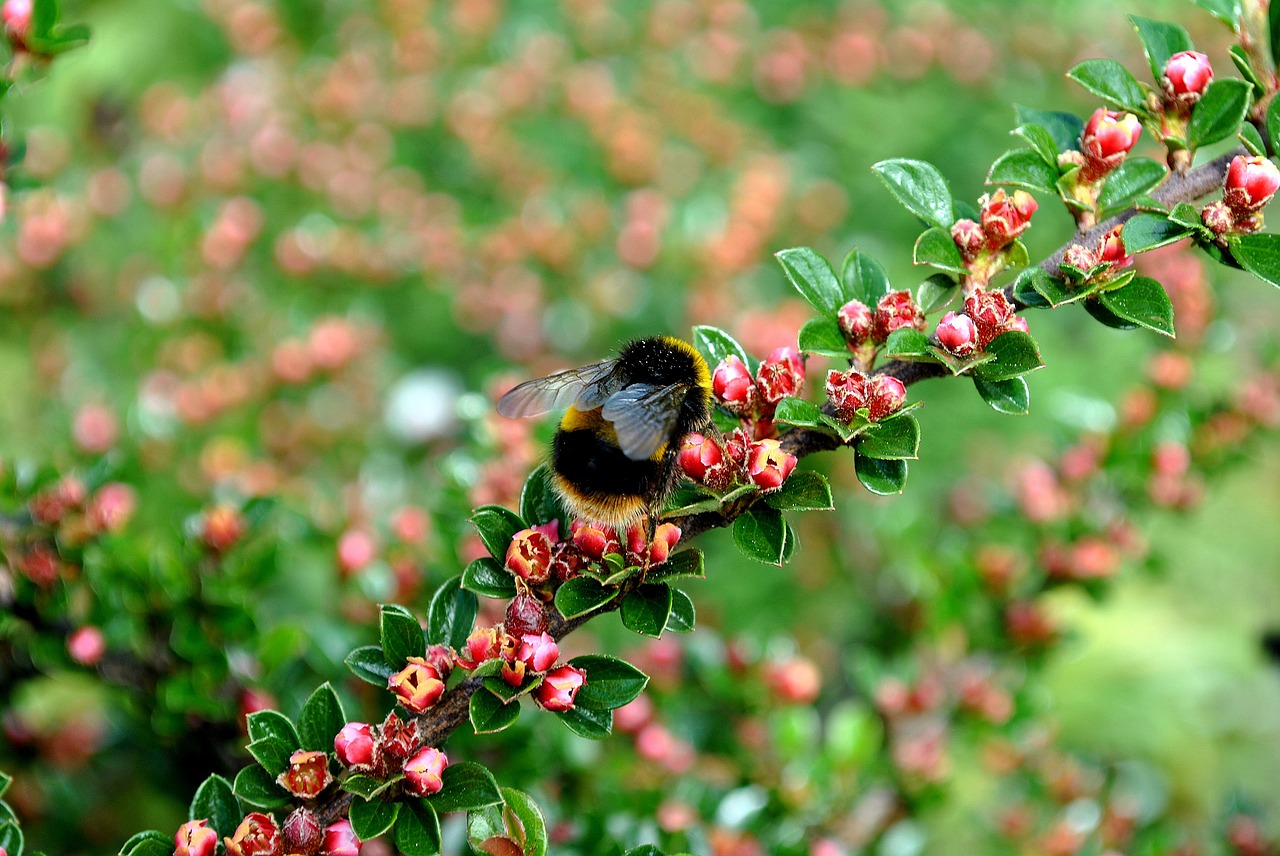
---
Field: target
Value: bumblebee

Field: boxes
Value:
[497,336,712,529]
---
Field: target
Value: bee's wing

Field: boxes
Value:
[601,382,688,461]
[496,360,624,418]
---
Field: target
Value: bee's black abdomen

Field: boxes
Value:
[553,429,660,499]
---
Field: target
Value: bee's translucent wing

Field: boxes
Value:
[601,382,688,461]
[496,360,623,418]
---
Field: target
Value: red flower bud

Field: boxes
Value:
[456,626,508,670]
[387,657,445,713]
[67,625,106,666]
[571,519,618,561]
[403,746,449,797]
[1224,154,1280,216]
[175,820,219,856]
[762,656,822,704]
[505,527,554,584]
[677,432,723,482]
[1061,243,1100,274]
[837,298,874,345]
[322,820,360,856]
[825,369,867,422]
[2,0,30,38]
[951,218,985,261]
[712,355,757,415]
[1081,108,1141,177]
[423,643,454,680]
[334,721,374,768]
[535,664,587,711]
[1201,200,1234,234]
[224,813,281,856]
[935,311,979,357]
[649,522,681,565]
[375,712,420,763]
[516,632,560,673]
[505,592,546,639]
[1162,50,1213,104]
[873,290,925,342]
[980,189,1038,250]
[277,749,332,799]
[755,346,805,405]
[866,375,907,422]
[964,288,1017,348]
[201,505,244,552]
[746,438,797,491]
[282,809,323,856]
[18,546,59,587]
[1096,227,1132,268]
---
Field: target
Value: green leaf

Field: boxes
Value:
[625,849,666,856]
[1266,101,1280,159]
[554,575,620,619]
[232,763,291,809]
[668,589,696,633]
[840,248,892,306]
[732,505,791,566]
[1095,276,1175,336]
[483,674,544,704]
[569,654,650,711]
[343,774,390,800]
[500,788,548,856]
[853,453,908,495]
[912,226,967,274]
[519,464,567,531]
[351,799,401,840]
[1013,123,1060,165]
[1190,0,1239,29]
[1231,44,1265,97]
[297,682,346,754]
[1188,79,1253,149]
[1231,233,1280,288]
[395,801,442,856]
[620,584,674,638]
[916,273,957,314]
[1129,16,1193,82]
[775,247,844,316]
[1122,213,1191,253]
[1010,269,1052,308]
[427,575,478,650]
[1168,202,1207,230]
[246,736,293,777]
[0,772,10,799]
[554,705,613,739]
[188,774,239,837]
[693,325,753,371]
[871,159,955,228]
[1024,268,1082,307]
[470,688,521,734]
[856,415,921,460]
[973,375,1030,415]
[1240,121,1266,156]
[973,331,1045,382]
[429,761,504,814]
[470,505,526,561]
[1015,106,1084,153]
[797,315,851,358]
[1272,1,1280,76]
[119,831,174,856]
[462,557,517,599]
[646,548,706,582]
[1097,158,1168,217]
[381,603,426,668]
[883,328,936,361]
[772,397,837,436]
[346,645,396,687]
[1083,297,1140,330]
[986,148,1058,193]
[765,471,834,511]
[1066,59,1146,113]
[246,709,299,747]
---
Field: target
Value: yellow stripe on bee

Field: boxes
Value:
[559,406,617,441]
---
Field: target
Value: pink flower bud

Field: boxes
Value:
[276,749,332,799]
[456,626,508,670]
[649,522,681,565]
[980,189,1038,250]
[334,721,375,768]
[873,290,925,342]
[746,438,797,491]
[1096,226,1132,268]
[387,657,445,713]
[67,626,106,666]
[505,592,547,639]
[322,820,360,856]
[423,643,454,680]
[282,809,323,856]
[1162,50,1213,104]
[535,664,587,711]
[825,369,868,422]
[1201,199,1234,234]
[1081,108,1141,178]
[336,529,377,575]
[951,218,985,261]
[964,288,1017,348]
[403,746,449,797]
[763,656,822,704]
[2,0,30,37]
[677,432,723,482]
[505,527,554,584]
[571,519,618,561]
[712,355,757,415]
[175,820,219,856]
[935,311,979,357]
[1224,154,1280,215]
[755,346,805,405]
[517,632,560,672]
[837,299,874,345]
[866,375,907,422]
[87,482,136,533]
[1061,243,1100,274]
[224,812,281,856]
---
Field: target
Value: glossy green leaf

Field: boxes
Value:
[1129,16,1193,82]
[246,736,292,777]
[519,464,567,531]
[500,788,548,856]
[470,505,526,561]
[986,147,1057,193]
[646,548,705,583]
[297,682,346,754]
[118,832,168,856]
[872,159,955,228]
[912,226,967,274]
[395,801,443,856]
[483,673,544,704]
[883,327,936,361]
[462,557,517,599]
[1167,202,1207,231]
[773,396,834,433]
[775,247,844,316]
[853,453,908,495]
[916,273,958,314]
[554,704,613,739]
[188,774,238,837]
[732,504,791,565]
[381,603,425,668]
[427,575,478,650]
[1014,106,1084,153]
[693,325,753,371]
[1266,101,1280,161]
[1084,297,1140,330]
[1010,268,1053,308]
[232,763,290,809]
[973,376,1030,415]
[1122,213,1191,252]
[246,709,299,748]
[856,415,921,460]
[570,654,650,710]
[668,589,696,633]
[1231,233,1280,288]
[1013,122,1060,165]
[342,774,387,800]
[1095,275,1175,336]
[620,584,674,638]
[1066,59,1146,112]
[429,761,504,814]
[555,575,620,619]
[350,798,400,840]
[973,331,1045,382]
[797,315,851,358]
[1188,79,1253,149]
[346,645,396,687]
[1240,121,1266,156]
[470,687,521,734]
[1097,158,1168,217]
[765,471,834,511]
[1190,0,1239,29]
[1026,268,1083,306]
[840,248,893,306]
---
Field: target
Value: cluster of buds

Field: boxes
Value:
[386,644,453,713]
[1058,225,1133,282]
[678,430,798,492]
[23,477,137,548]
[1076,108,1142,183]
[933,288,1028,357]
[824,370,907,422]
[1203,154,1280,238]
[174,813,359,856]
[711,346,804,437]
[835,290,927,359]
[457,625,588,711]
[950,191,1039,286]
[335,711,449,795]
